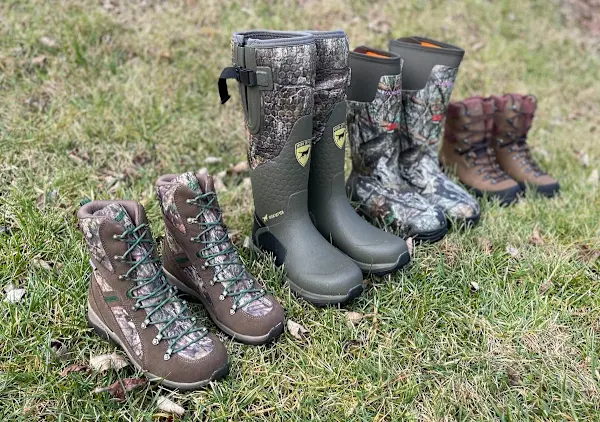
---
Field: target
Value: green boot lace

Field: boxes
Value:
[186,192,266,315]
[114,223,208,361]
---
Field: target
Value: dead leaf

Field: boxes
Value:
[92,378,147,401]
[40,36,58,49]
[242,236,252,249]
[157,396,185,416]
[471,41,486,51]
[51,339,70,360]
[529,227,544,246]
[478,237,493,255]
[343,338,367,353]
[68,148,90,165]
[132,151,151,166]
[345,312,364,329]
[506,245,520,259]
[406,237,414,257]
[577,244,600,263]
[587,169,599,186]
[59,363,89,377]
[230,161,249,174]
[539,279,553,295]
[367,19,391,34]
[158,50,172,62]
[242,177,252,189]
[213,171,227,192]
[33,257,53,271]
[287,319,309,341]
[89,352,130,372]
[470,281,480,292]
[32,55,46,66]
[4,288,26,303]
[204,156,222,165]
[506,367,521,386]
[575,149,590,167]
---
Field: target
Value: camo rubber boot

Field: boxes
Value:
[490,94,560,197]
[156,172,285,345]
[388,37,481,226]
[346,46,447,242]
[219,31,364,306]
[305,31,410,274]
[440,96,521,205]
[78,200,229,390]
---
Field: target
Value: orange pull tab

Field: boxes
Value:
[421,41,441,49]
[365,51,390,58]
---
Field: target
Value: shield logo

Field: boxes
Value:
[333,123,347,149]
[295,140,311,167]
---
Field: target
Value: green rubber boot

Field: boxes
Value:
[306,31,410,275]
[220,31,364,306]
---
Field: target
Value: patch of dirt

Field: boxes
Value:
[564,0,600,35]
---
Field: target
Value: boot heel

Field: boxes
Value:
[87,307,116,345]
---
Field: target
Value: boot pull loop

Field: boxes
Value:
[218,66,258,104]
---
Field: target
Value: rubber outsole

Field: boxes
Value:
[410,223,449,243]
[471,185,522,206]
[163,268,284,346]
[446,211,481,231]
[87,305,229,391]
[518,181,560,198]
[353,250,411,277]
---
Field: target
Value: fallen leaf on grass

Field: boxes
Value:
[539,280,553,295]
[506,367,521,386]
[242,236,252,249]
[574,149,590,167]
[406,237,414,257]
[157,396,185,416]
[68,148,90,165]
[93,378,147,401]
[470,281,480,292]
[506,245,520,259]
[577,244,600,264]
[230,161,249,174]
[89,353,130,372]
[587,169,599,186]
[213,171,227,192]
[343,338,367,353]
[4,288,26,303]
[345,312,364,329]
[204,156,222,165]
[287,320,309,341]
[40,36,58,49]
[529,227,544,246]
[33,257,56,271]
[367,19,391,34]
[50,339,70,360]
[60,363,89,377]
[32,55,47,66]
[478,237,493,255]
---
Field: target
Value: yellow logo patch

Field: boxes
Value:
[295,140,312,167]
[333,123,347,149]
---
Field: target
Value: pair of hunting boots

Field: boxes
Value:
[78,172,284,390]
[440,94,559,204]
[220,30,410,307]
[345,37,481,243]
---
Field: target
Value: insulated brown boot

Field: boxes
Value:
[156,172,285,345]
[440,96,521,205]
[78,200,229,390]
[490,94,560,197]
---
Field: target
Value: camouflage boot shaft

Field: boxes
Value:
[156,172,285,345]
[346,47,447,241]
[490,94,559,196]
[389,36,480,225]
[78,200,228,390]
[440,96,521,205]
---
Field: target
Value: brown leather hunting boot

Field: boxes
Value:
[78,200,229,390]
[440,96,521,205]
[156,172,285,345]
[490,94,560,197]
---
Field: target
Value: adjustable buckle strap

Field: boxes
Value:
[218,66,257,104]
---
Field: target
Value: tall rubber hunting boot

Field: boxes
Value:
[490,94,560,197]
[220,31,364,306]
[440,96,521,205]
[77,200,229,390]
[305,31,409,275]
[156,171,285,345]
[346,46,448,242]
[388,37,481,227]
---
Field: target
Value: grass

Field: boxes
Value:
[1,0,599,420]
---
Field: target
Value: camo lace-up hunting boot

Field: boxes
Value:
[78,200,229,390]
[219,31,363,306]
[346,46,447,242]
[490,94,560,197]
[156,172,285,345]
[305,31,409,275]
[440,96,521,205]
[388,37,481,226]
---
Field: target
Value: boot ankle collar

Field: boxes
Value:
[232,30,314,47]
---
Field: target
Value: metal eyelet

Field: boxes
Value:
[230,308,236,315]
[141,319,149,329]
[185,199,193,204]
[112,234,119,240]
[163,352,171,361]
[152,335,162,345]
[219,294,225,301]
[209,280,215,286]
[118,275,126,281]
[187,217,196,224]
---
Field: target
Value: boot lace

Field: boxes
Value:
[114,223,208,360]
[186,192,265,314]
[455,113,510,185]
[496,106,546,177]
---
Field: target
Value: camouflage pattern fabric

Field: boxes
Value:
[160,173,273,317]
[232,41,316,169]
[398,65,480,220]
[84,204,214,360]
[312,35,349,143]
[80,219,113,271]
[113,306,143,358]
[347,74,446,236]
[156,184,186,234]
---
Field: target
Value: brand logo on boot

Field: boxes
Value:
[295,140,312,167]
[333,124,347,149]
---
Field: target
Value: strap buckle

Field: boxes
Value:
[218,66,257,104]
